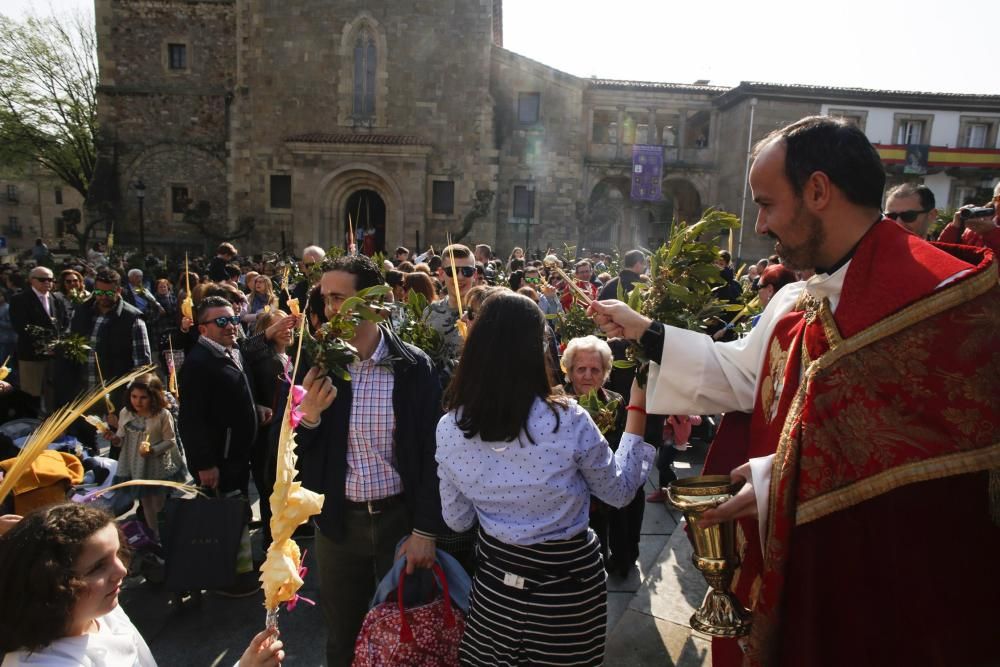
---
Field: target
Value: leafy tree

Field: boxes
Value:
[0,9,101,251]
[0,10,97,198]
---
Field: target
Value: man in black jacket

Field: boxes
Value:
[179,296,263,494]
[598,248,646,301]
[296,254,445,667]
[9,266,68,414]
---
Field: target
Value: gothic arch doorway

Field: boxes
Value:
[344,189,386,255]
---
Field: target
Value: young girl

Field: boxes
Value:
[0,504,284,665]
[106,374,184,539]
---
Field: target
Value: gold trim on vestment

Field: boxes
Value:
[796,442,1000,525]
[766,262,998,540]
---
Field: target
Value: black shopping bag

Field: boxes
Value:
[161,493,246,591]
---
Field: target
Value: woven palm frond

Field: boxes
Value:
[0,364,156,505]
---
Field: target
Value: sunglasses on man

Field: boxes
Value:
[443,266,476,278]
[31,276,54,283]
[92,288,117,297]
[524,276,540,284]
[885,209,930,223]
[201,315,241,327]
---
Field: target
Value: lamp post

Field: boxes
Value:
[134,178,146,256]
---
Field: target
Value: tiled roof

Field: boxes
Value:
[587,78,729,93]
[285,133,426,145]
[737,80,1000,99]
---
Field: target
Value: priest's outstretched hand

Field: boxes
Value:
[588,300,652,341]
[699,462,758,527]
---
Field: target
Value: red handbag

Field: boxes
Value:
[352,563,466,667]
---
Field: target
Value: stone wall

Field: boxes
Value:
[490,49,585,256]
[95,0,235,252]
[715,97,821,262]
[230,0,500,253]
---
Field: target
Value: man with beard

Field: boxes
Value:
[590,116,999,667]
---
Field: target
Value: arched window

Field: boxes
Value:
[353,31,376,119]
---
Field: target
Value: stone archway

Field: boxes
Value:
[344,189,386,255]
[582,177,628,252]
[662,178,703,225]
[314,164,404,250]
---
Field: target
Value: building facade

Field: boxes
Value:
[93,0,1000,263]
[0,166,85,257]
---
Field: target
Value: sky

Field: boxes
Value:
[5,0,999,95]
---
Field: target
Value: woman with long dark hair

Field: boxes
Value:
[436,292,654,666]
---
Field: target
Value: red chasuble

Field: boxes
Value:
[712,220,1000,667]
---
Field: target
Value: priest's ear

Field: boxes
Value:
[804,170,834,212]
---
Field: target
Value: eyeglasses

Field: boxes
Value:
[885,209,930,223]
[443,266,476,278]
[201,315,241,327]
[524,276,540,284]
[32,276,54,283]
[92,288,117,297]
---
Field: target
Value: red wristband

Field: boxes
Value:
[626,405,646,415]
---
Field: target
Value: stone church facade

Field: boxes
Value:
[94,0,1000,262]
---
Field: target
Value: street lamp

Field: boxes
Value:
[133,178,146,256]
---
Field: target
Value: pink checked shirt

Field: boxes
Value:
[345,331,403,501]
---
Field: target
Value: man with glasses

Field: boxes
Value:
[178,296,260,496]
[293,254,445,666]
[427,243,476,364]
[524,265,561,315]
[938,182,1000,254]
[9,266,68,414]
[884,183,938,239]
[54,268,151,454]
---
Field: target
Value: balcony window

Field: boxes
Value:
[592,110,618,144]
[269,175,291,210]
[897,120,925,145]
[965,123,988,149]
[431,180,454,215]
[171,186,190,214]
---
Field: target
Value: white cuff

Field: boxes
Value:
[748,454,774,549]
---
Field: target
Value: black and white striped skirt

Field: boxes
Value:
[459,528,607,666]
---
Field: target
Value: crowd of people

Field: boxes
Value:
[0,114,998,666]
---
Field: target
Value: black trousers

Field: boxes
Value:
[314,501,409,667]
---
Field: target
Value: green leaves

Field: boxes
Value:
[0,11,97,199]
[552,303,599,343]
[302,284,390,380]
[394,289,450,369]
[577,389,621,435]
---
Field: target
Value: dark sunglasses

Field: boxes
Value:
[32,276,54,283]
[92,288,117,297]
[201,315,241,327]
[885,209,930,223]
[444,266,476,278]
[524,276,540,284]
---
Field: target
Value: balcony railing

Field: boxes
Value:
[587,142,714,167]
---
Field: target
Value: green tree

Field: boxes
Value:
[0,9,101,249]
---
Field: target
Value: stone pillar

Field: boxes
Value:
[615,106,625,161]
[648,107,657,146]
[677,109,688,162]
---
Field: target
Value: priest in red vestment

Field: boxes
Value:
[591,116,1000,667]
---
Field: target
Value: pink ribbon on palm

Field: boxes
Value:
[282,358,307,429]
[284,551,316,611]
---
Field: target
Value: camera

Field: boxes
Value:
[959,205,995,221]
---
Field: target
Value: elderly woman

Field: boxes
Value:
[0,504,284,665]
[561,335,644,576]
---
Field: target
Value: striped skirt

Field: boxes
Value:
[459,528,607,666]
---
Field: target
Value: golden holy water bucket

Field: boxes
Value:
[666,475,752,637]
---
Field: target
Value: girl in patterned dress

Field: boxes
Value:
[106,374,184,539]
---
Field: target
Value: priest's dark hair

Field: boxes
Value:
[754,115,886,210]
[443,291,567,443]
[320,254,385,291]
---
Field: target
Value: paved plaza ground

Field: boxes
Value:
[120,443,713,666]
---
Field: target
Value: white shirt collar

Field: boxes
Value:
[805,259,851,314]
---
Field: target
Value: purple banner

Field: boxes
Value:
[631,144,663,201]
